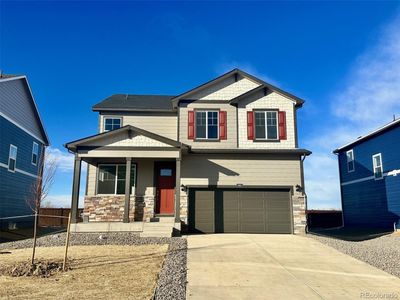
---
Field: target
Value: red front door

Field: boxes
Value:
[155,162,176,214]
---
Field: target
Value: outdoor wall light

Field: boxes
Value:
[180,184,188,192]
[295,184,303,192]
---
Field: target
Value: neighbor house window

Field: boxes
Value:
[254,111,278,140]
[195,111,218,139]
[346,149,355,172]
[103,117,122,131]
[97,164,136,194]
[372,154,383,180]
[8,145,17,172]
[32,142,39,166]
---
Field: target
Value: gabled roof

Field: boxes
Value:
[65,125,189,151]
[92,94,175,112]
[171,68,305,108]
[229,83,304,108]
[333,118,400,154]
[0,75,50,145]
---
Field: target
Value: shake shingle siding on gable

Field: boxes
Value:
[336,122,400,229]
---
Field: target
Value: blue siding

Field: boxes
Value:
[0,115,44,227]
[338,124,400,229]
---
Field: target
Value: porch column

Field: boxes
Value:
[123,157,132,223]
[175,158,181,223]
[70,155,82,224]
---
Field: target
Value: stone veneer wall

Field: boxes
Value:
[83,195,155,222]
[292,194,307,234]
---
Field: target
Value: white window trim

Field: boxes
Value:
[372,153,383,180]
[195,110,219,140]
[103,116,123,132]
[8,144,17,172]
[254,110,279,140]
[31,142,39,166]
[346,149,355,173]
[96,163,136,195]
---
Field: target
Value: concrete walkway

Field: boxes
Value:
[186,234,400,300]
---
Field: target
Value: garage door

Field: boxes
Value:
[189,189,292,234]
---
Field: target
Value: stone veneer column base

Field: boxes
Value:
[84,195,155,222]
[292,194,307,234]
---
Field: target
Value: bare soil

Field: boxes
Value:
[0,244,168,300]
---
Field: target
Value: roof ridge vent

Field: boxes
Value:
[125,94,128,101]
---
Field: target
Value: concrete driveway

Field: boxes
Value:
[186,234,400,300]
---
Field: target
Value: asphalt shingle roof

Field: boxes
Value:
[92,94,175,111]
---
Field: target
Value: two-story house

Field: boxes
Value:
[65,69,311,235]
[333,119,400,230]
[0,75,49,229]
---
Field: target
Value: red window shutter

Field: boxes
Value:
[219,111,227,140]
[247,111,254,140]
[278,111,287,140]
[188,111,195,140]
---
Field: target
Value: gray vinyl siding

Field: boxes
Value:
[99,112,177,140]
[0,78,45,142]
[181,153,302,188]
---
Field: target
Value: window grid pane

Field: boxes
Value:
[207,111,218,139]
[97,164,136,194]
[104,118,121,131]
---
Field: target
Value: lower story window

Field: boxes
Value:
[97,164,136,194]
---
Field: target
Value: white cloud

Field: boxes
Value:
[46,147,74,172]
[304,154,341,210]
[214,61,279,85]
[332,15,400,125]
[305,14,400,209]
[46,147,87,173]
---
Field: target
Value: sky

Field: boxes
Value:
[1,1,400,209]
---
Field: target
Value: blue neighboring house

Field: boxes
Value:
[0,75,49,229]
[333,119,400,230]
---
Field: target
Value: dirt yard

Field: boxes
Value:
[0,244,168,300]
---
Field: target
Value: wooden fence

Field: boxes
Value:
[38,208,83,227]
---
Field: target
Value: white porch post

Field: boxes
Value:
[123,157,132,223]
[175,158,181,223]
[70,155,82,224]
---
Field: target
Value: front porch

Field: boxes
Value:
[65,126,189,236]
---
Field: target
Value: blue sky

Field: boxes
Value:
[1,1,400,209]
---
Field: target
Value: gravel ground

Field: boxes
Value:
[154,238,187,300]
[0,232,188,299]
[309,233,400,278]
[0,232,172,249]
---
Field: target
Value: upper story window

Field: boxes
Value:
[346,149,355,172]
[372,153,383,180]
[254,111,278,140]
[32,142,39,166]
[247,110,286,141]
[195,111,219,140]
[104,117,122,132]
[97,164,136,195]
[8,145,17,172]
